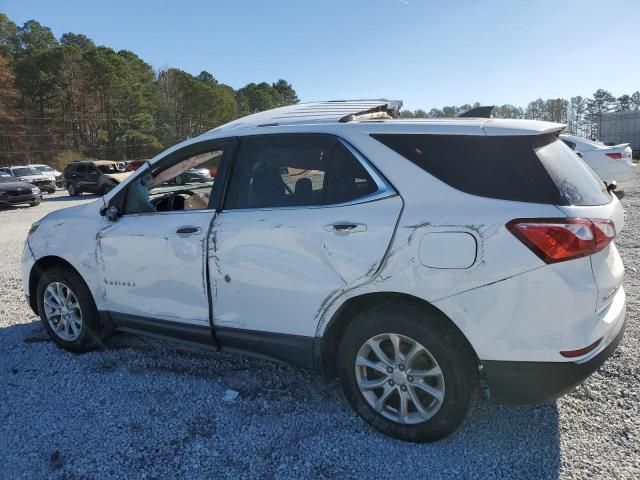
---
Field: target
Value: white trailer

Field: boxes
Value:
[599,111,640,157]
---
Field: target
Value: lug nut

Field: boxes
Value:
[388,380,395,386]
[398,364,405,371]
[400,385,407,391]
[386,367,393,374]
[407,376,414,382]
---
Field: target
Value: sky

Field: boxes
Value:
[3,0,640,110]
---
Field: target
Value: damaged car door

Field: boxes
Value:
[211,134,403,348]
[96,139,231,333]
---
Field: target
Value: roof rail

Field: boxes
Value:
[209,99,404,132]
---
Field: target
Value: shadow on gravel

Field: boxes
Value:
[1,320,561,479]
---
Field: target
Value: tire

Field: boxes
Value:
[67,182,79,196]
[29,198,41,207]
[337,302,477,442]
[36,266,110,353]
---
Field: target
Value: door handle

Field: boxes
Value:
[175,226,201,235]
[324,223,367,233]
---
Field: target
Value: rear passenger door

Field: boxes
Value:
[211,134,403,342]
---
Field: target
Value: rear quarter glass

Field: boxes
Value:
[371,133,611,206]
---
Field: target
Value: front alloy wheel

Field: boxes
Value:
[43,281,83,341]
[37,266,110,353]
[355,333,445,424]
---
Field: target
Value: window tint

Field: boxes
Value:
[76,164,87,173]
[372,133,611,206]
[372,133,565,204]
[224,135,378,209]
[326,142,378,204]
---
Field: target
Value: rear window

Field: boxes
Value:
[371,133,610,206]
[535,138,610,205]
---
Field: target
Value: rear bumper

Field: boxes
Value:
[483,308,626,404]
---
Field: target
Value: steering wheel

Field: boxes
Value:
[168,189,196,210]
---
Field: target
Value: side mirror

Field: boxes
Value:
[606,181,617,193]
[101,204,120,221]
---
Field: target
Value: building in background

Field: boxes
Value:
[599,111,640,158]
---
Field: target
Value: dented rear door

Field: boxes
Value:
[210,133,402,337]
[211,196,402,336]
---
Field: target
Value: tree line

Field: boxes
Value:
[400,89,640,139]
[0,13,299,168]
[1,13,637,168]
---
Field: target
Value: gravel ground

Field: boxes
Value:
[0,187,639,479]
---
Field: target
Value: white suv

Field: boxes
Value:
[22,100,626,442]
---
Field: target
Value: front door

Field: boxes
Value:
[212,134,403,341]
[97,139,231,330]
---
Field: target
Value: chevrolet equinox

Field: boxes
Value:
[22,100,626,442]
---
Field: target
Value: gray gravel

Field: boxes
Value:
[1,187,639,479]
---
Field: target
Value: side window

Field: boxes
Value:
[76,164,87,173]
[326,141,378,204]
[224,135,379,210]
[562,139,577,150]
[225,135,330,209]
[123,143,227,215]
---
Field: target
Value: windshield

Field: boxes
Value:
[35,165,54,172]
[0,174,17,183]
[12,167,40,176]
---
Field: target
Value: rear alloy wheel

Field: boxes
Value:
[67,182,79,196]
[337,303,476,442]
[37,266,110,353]
[355,333,445,424]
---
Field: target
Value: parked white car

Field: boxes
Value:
[0,166,56,193]
[30,163,64,188]
[22,101,626,442]
[560,134,635,184]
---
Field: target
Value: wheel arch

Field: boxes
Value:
[315,291,480,380]
[29,256,87,315]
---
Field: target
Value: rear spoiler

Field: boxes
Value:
[459,106,495,118]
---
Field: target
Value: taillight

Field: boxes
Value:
[507,218,616,264]
[605,152,623,160]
